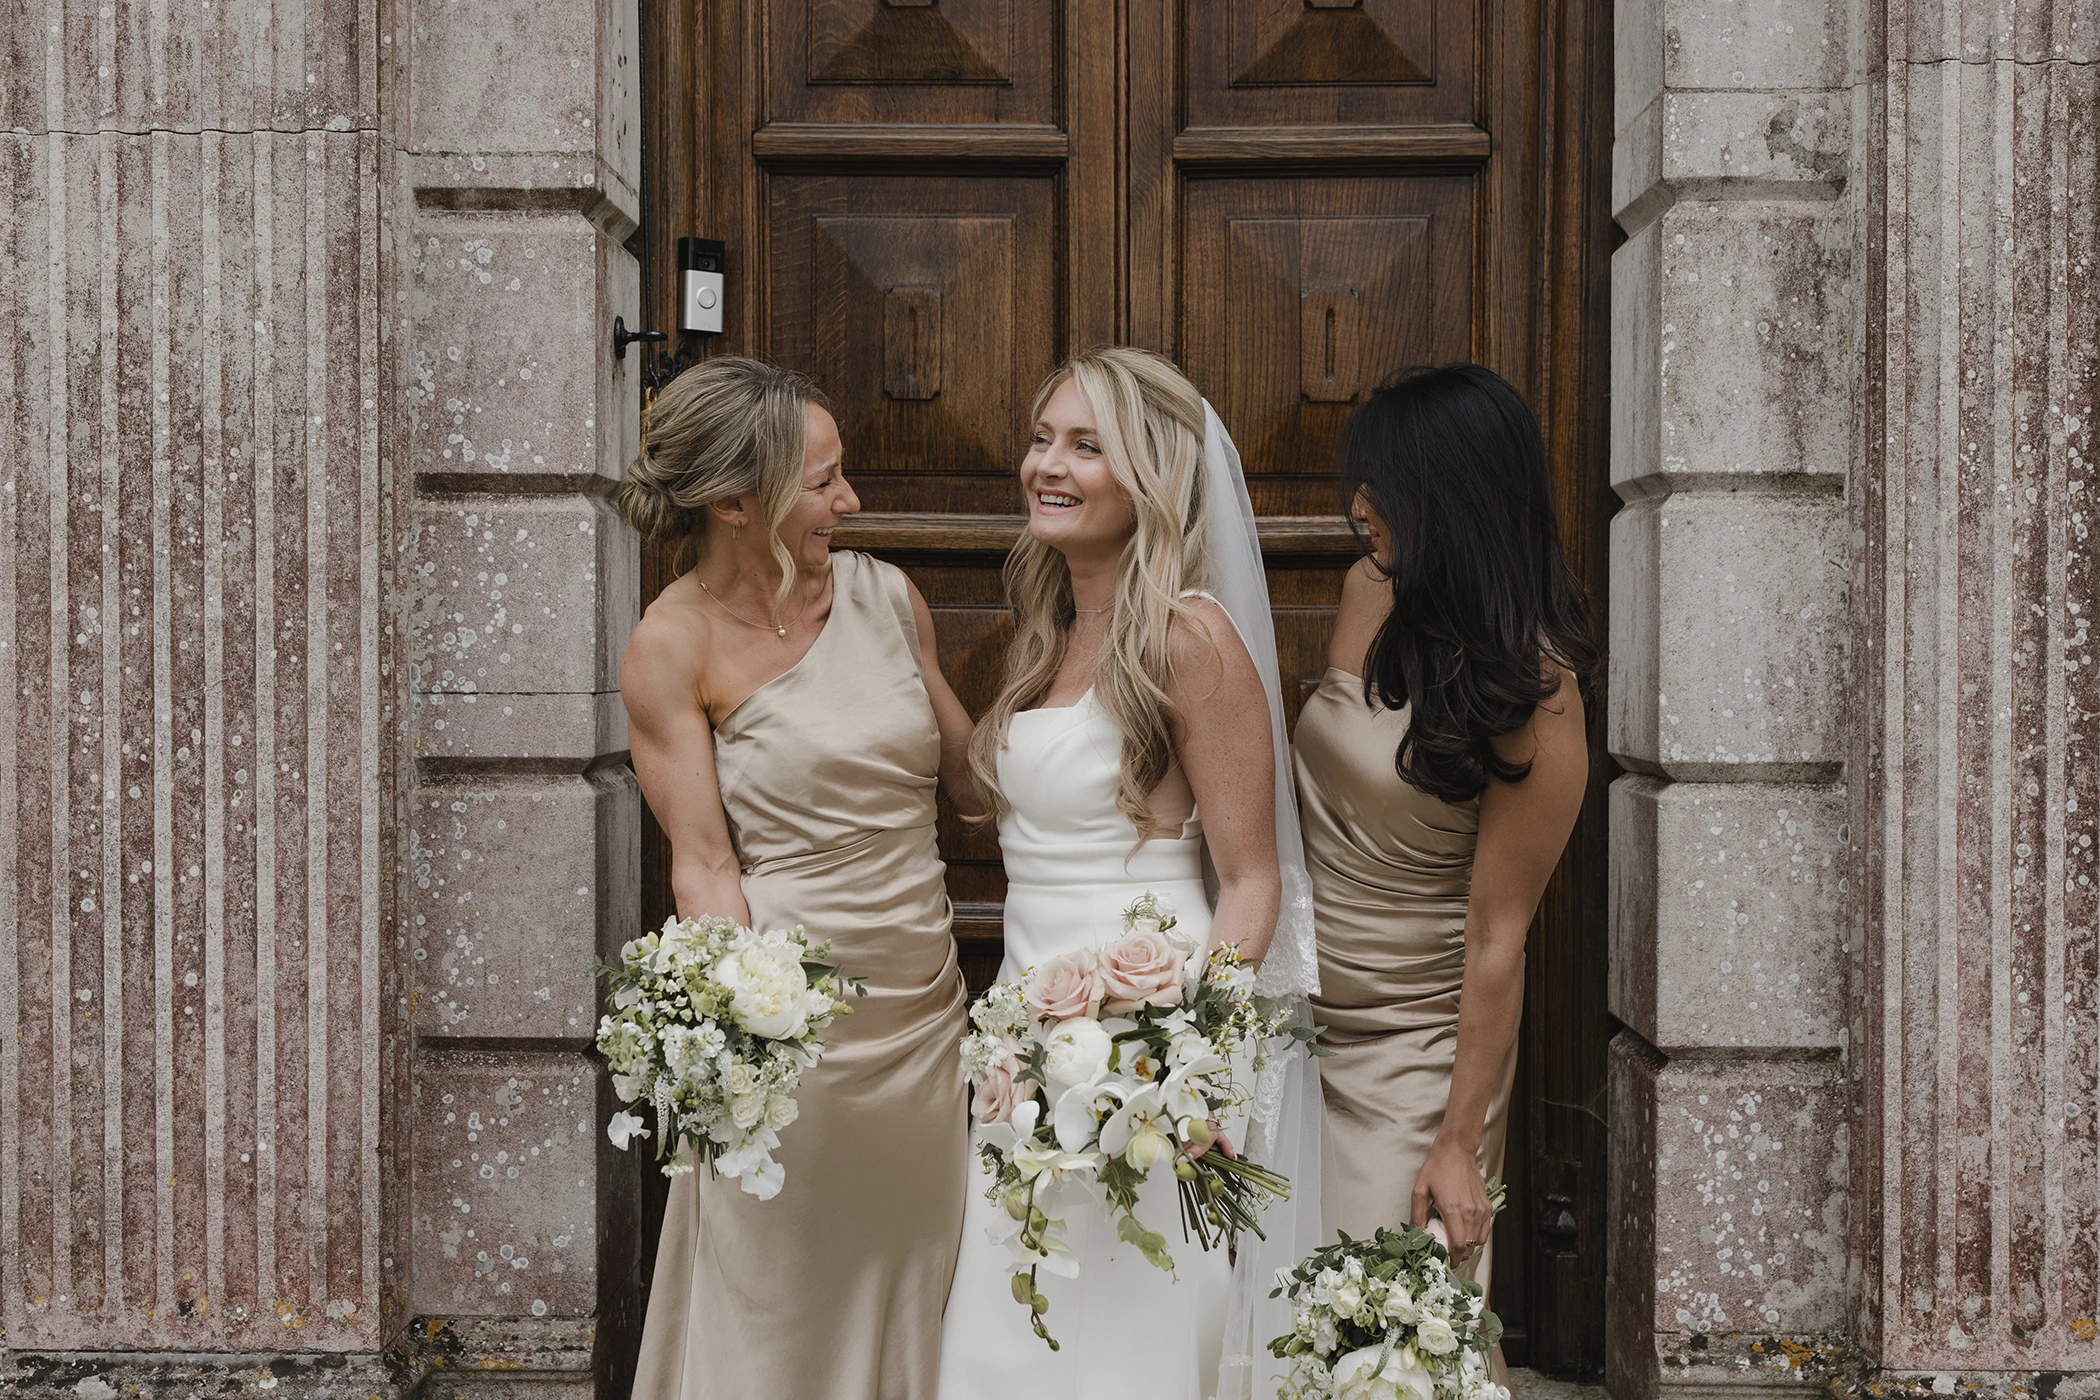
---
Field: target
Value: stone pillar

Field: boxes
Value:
[397,0,643,1388]
[1850,0,2099,1373]
[1608,0,1863,1391]
[1,0,408,1384]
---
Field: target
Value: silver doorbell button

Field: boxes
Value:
[679,237,725,335]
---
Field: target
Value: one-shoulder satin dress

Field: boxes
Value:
[632,550,969,1400]
[1292,667,1517,1305]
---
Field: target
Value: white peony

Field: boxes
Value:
[1414,1315,1459,1355]
[1330,1345,1435,1400]
[715,940,813,1039]
[1042,1017,1114,1095]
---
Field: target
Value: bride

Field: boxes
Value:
[937,348,1324,1400]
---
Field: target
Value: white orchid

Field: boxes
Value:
[1097,1084,1178,1173]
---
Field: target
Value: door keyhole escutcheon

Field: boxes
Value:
[1300,285,1362,402]
[883,285,944,401]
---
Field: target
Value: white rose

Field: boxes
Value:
[1331,1346,1434,1400]
[1334,1281,1365,1317]
[1415,1315,1459,1355]
[1042,1017,1114,1094]
[715,942,813,1040]
[730,1092,767,1129]
[1382,1284,1419,1325]
[725,1060,761,1097]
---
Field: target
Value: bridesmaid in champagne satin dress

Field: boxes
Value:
[1294,366,1594,1353]
[617,360,976,1400]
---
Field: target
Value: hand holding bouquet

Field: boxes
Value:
[961,893,1318,1350]
[596,915,859,1201]
[1266,1189,1509,1400]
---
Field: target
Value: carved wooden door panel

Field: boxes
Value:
[634,0,1611,1376]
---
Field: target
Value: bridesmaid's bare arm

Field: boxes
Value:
[1166,598,1281,963]
[1410,665,1588,1259]
[1326,555,1389,676]
[621,611,751,926]
[904,577,987,822]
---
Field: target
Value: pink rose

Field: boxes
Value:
[1098,930,1186,1014]
[1024,950,1104,1021]
[972,1054,1030,1128]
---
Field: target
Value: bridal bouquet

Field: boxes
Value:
[962,893,1317,1349]
[595,914,858,1201]
[1266,1201,1509,1400]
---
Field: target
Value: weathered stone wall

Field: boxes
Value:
[1607,0,1863,1390]
[1849,0,2100,1374]
[396,0,644,1378]
[0,0,643,1384]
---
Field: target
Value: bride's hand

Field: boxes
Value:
[1411,1136,1492,1264]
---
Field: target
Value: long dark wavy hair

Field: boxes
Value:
[1337,364,1597,803]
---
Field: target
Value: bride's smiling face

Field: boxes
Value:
[1022,378,1136,558]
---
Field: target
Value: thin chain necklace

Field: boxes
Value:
[696,576,811,638]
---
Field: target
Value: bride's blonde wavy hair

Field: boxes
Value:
[969,347,1213,840]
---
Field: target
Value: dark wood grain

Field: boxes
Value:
[751,122,1071,167]
[1173,123,1493,170]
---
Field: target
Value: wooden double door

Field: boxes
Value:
[633,0,1613,1375]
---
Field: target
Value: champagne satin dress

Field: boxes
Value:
[633,550,969,1400]
[1292,668,1517,1302]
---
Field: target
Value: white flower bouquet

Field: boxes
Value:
[595,914,859,1201]
[1266,1203,1510,1400]
[962,893,1317,1350]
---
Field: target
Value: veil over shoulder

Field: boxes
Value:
[1196,401,1327,1400]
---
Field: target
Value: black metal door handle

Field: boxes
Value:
[612,316,667,361]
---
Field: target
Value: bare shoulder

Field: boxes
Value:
[1168,595,1259,696]
[1329,556,1391,673]
[621,591,712,715]
[1488,663,1587,770]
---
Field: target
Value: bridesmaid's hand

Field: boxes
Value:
[1411,1137,1493,1264]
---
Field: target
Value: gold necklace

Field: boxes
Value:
[696,577,809,638]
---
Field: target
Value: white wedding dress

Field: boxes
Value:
[936,686,1237,1400]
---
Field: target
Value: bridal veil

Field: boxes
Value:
[1197,401,1326,1400]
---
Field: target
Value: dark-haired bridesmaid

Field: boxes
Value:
[1295,365,1594,1333]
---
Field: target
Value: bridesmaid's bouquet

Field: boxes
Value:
[595,915,859,1201]
[961,893,1317,1349]
[1266,1203,1510,1400]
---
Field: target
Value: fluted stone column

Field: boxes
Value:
[2,0,409,1383]
[1608,0,1864,1392]
[1,0,642,1388]
[1850,0,2100,1374]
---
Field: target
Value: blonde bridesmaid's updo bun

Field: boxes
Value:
[619,357,831,600]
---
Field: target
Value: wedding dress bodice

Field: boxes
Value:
[994,690,1211,975]
[941,689,1228,1400]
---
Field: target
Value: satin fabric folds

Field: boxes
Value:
[1293,668,1517,1304]
[632,550,969,1400]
